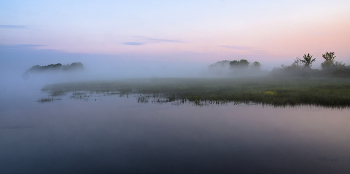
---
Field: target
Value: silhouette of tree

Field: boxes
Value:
[321,52,336,69]
[291,58,302,67]
[300,53,316,68]
[239,59,249,68]
[252,61,261,69]
[230,59,249,69]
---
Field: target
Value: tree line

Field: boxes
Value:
[209,59,262,70]
[26,62,84,73]
[208,52,350,78]
[272,52,350,78]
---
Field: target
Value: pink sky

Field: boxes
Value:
[1,0,350,67]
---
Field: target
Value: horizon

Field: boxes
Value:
[1,0,350,77]
[2,2,350,173]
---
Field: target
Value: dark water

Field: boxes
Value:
[1,86,350,174]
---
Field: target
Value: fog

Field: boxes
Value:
[2,44,348,96]
[0,44,280,90]
[0,44,202,112]
[0,45,222,112]
[0,44,209,91]
[2,45,350,174]
[0,44,284,113]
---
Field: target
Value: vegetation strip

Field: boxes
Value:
[42,77,350,107]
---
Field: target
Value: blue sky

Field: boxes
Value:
[1,0,350,69]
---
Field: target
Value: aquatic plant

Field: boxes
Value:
[264,91,277,95]
[42,78,350,108]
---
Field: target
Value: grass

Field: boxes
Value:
[41,77,350,107]
[36,97,61,103]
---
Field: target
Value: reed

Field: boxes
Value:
[42,77,350,107]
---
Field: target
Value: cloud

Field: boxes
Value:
[0,44,45,51]
[121,37,185,46]
[136,36,185,43]
[122,42,145,46]
[220,45,252,50]
[0,25,28,29]
[144,37,184,43]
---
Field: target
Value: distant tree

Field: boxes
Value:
[291,57,302,67]
[321,52,336,69]
[208,60,231,76]
[230,59,249,69]
[272,52,350,78]
[229,60,240,67]
[322,52,336,61]
[27,62,84,73]
[208,60,230,68]
[300,53,316,68]
[239,59,249,68]
[252,61,261,69]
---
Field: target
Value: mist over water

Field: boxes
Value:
[1,45,350,174]
[0,44,287,87]
[2,0,350,172]
[0,44,211,83]
[0,44,208,109]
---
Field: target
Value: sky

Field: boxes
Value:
[1,0,350,70]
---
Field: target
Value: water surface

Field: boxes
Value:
[1,85,350,174]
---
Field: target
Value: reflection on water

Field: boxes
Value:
[39,90,257,107]
[1,89,350,174]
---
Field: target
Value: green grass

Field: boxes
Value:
[42,77,350,107]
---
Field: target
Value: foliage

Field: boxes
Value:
[272,52,350,78]
[27,62,84,73]
[271,57,311,77]
[322,52,336,61]
[327,61,350,78]
[230,59,249,69]
[208,59,265,76]
[300,53,316,68]
[208,60,230,68]
[292,58,301,67]
[321,52,336,69]
[207,60,232,76]
[43,78,350,108]
[252,61,261,69]
[264,91,277,95]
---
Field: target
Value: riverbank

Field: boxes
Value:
[42,77,350,107]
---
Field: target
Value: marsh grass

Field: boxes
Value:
[36,97,61,103]
[41,77,350,107]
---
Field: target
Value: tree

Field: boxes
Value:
[208,60,230,68]
[321,52,336,69]
[239,59,249,68]
[229,60,239,67]
[252,61,261,69]
[300,53,316,68]
[291,57,302,67]
[230,59,249,69]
